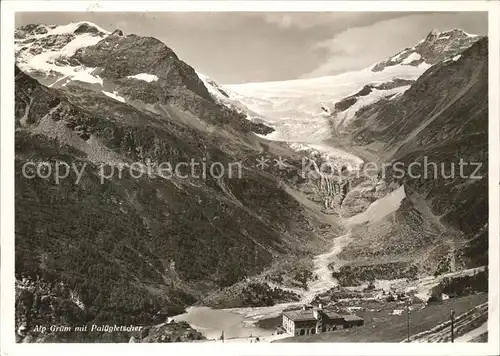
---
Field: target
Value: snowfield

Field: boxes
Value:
[102,90,126,103]
[44,21,110,36]
[401,52,422,64]
[221,29,481,151]
[126,73,159,82]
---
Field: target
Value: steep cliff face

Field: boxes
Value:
[351,38,487,154]
[390,38,488,269]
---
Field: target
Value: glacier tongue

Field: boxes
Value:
[224,64,429,144]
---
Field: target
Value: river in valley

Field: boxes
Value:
[172,184,409,341]
[173,232,353,341]
[172,130,384,341]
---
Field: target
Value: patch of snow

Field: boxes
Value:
[452,54,461,62]
[72,70,103,85]
[392,309,404,316]
[417,61,431,70]
[347,185,406,226]
[463,31,479,38]
[401,52,422,65]
[47,21,110,36]
[16,28,107,85]
[62,33,104,57]
[333,85,410,130]
[102,90,125,103]
[441,28,479,38]
[127,73,159,82]
[48,76,68,88]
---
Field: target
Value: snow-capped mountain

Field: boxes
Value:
[371,28,480,72]
[224,64,427,143]
[331,29,483,134]
[14,22,273,135]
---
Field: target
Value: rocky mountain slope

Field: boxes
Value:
[333,37,488,282]
[197,72,273,132]
[14,22,332,342]
[211,29,488,284]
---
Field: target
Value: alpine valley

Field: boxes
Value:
[14,22,488,343]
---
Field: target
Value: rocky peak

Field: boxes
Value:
[424,28,440,43]
[372,28,483,72]
[416,28,480,58]
[420,28,476,46]
[111,29,124,37]
[15,24,50,38]
[73,22,104,35]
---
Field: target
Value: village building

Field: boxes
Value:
[280,304,364,336]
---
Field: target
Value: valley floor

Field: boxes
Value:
[173,232,352,340]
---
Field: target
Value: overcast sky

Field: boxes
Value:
[16,12,488,84]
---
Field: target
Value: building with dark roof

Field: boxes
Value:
[281,304,364,336]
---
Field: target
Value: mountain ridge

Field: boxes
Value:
[334,37,488,282]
